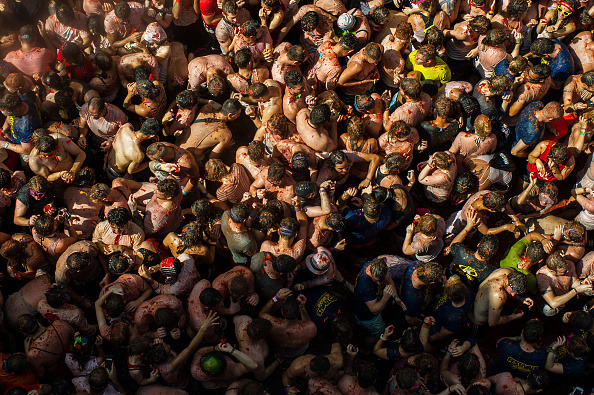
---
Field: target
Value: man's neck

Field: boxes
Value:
[238,67,252,77]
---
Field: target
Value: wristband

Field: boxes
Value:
[182,190,188,195]
[488,9,495,14]
[319,188,326,193]
[3,142,8,149]
[230,346,235,354]
[380,334,388,341]
[295,207,302,212]
[446,351,452,356]
[273,295,279,302]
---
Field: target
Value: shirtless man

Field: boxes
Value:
[379,22,412,89]
[28,132,86,184]
[175,99,242,161]
[227,48,270,98]
[187,54,234,93]
[283,70,315,124]
[568,31,594,73]
[245,80,283,128]
[308,35,357,92]
[17,314,74,379]
[282,339,343,386]
[233,315,279,381]
[106,119,159,179]
[471,268,534,328]
[270,43,307,88]
[79,97,128,149]
[295,104,338,152]
[4,274,52,328]
[505,64,552,117]
[338,42,382,97]
[117,52,159,87]
[562,71,594,113]
[146,142,200,195]
[249,162,296,204]
[259,288,317,356]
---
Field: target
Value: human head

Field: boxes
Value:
[458,353,480,387]
[326,212,346,231]
[286,45,306,64]
[417,214,437,237]
[240,20,260,41]
[565,310,593,330]
[414,44,437,66]
[357,363,377,388]
[229,202,250,223]
[338,34,358,54]
[45,284,70,308]
[301,11,319,32]
[509,55,529,76]
[389,121,411,141]
[483,28,508,47]
[66,251,91,273]
[18,25,37,46]
[56,3,75,24]
[530,38,556,58]
[278,217,299,240]
[563,221,586,243]
[267,162,286,184]
[581,70,594,89]
[154,307,178,330]
[546,251,568,275]
[104,293,125,317]
[156,178,180,199]
[354,94,374,112]
[246,318,272,340]
[416,263,442,285]
[432,151,453,170]
[267,113,288,137]
[364,42,382,64]
[525,241,546,264]
[33,214,56,238]
[363,199,382,222]
[310,104,331,127]
[108,253,131,275]
[506,270,527,296]
[566,336,590,358]
[229,275,249,300]
[401,78,422,100]
[526,370,550,393]
[394,21,413,42]
[309,356,331,376]
[444,276,468,304]
[114,1,131,21]
[205,159,230,182]
[433,96,453,119]
[488,74,512,95]
[538,182,558,207]
[395,368,420,392]
[87,14,105,36]
[221,99,242,120]
[368,258,387,282]
[540,101,564,121]
[401,328,423,353]
[107,207,130,232]
[175,90,197,109]
[476,234,499,261]
[548,143,568,165]
[136,79,159,99]
[280,296,299,319]
[370,6,389,26]
[483,191,506,212]
[27,175,51,200]
[469,15,490,34]
[145,343,169,365]
[474,114,492,137]
[0,240,24,261]
[504,0,530,18]
[221,0,238,20]
[347,116,364,140]
[522,318,544,343]
[272,254,297,274]
[88,367,109,392]
[4,354,29,375]
[530,64,551,82]
[207,74,226,97]
[284,70,304,92]
[16,314,38,335]
[384,152,406,174]
[199,287,223,308]
[0,93,24,116]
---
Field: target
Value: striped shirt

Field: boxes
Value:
[216,163,251,204]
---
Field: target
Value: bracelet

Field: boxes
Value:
[380,334,388,341]
[295,207,302,212]
[182,190,188,195]
[488,9,495,15]
[319,188,326,193]
[3,142,8,149]
[230,346,235,354]
[272,295,279,302]
[445,351,452,356]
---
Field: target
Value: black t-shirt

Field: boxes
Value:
[303,287,343,329]
[448,243,495,292]
[16,185,53,217]
[250,252,285,300]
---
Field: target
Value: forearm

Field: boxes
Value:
[230,349,258,370]
[546,289,577,308]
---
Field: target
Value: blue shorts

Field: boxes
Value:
[355,314,385,337]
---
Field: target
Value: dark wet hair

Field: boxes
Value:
[145,343,169,365]
[157,178,180,198]
[581,71,594,87]
[548,143,568,164]
[401,78,422,100]
[154,307,178,329]
[287,45,306,62]
[56,3,75,24]
[568,310,593,330]
[526,370,549,392]
[370,6,389,25]
[0,93,23,112]
[401,329,423,353]
[483,191,506,211]
[326,212,346,230]
[525,241,546,263]
[445,276,468,304]
[247,140,265,161]
[458,353,480,387]
[385,152,406,174]
[523,319,544,343]
[284,69,303,88]
[531,64,551,80]
[176,90,197,109]
[114,1,131,19]
[208,74,226,97]
[5,354,29,374]
[338,34,358,50]
[104,293,125,317]
[199,288,223,307]
[221,99,242,115]
[16,314,37,335]
[469,15,490,34]
[477,234,499,260]
[395,368,419,391]
[45,284,69,308]
[108,253,130,275]
[309,356,331,375]
[234,48,252,68]
[33,214,55,237]
[482,28,508,47]
[246,318,272,340]
[416,263,442,284]
[531,38,556,57]
[567,336,590,358]
[301,11,319,32]
[268,162,286,181]
[280,296,299,319]
[107,207,130,226]
[503,0,530,18]
[364,42,382,62]
[310,104,331,126]
[507,270,527,294]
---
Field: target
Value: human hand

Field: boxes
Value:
[358,177,371,189]
[320,180,335,190]
[256,189,266,200]
[156,327,168,338]
[553,224,563,241]
[424,316,436,326]
[465,208,480,229]
[542,239,554,254]
[29,215,40,227]
[102,2,114,12]
[334,239,347,251]
[383,285,396,298]
[291,196,302,210]
[138,265,151,280]
[535,160,546,175]
[551,335,565,350]
[447,339,459,355]
[575,282,593,294]
[546,25,557,32]
[125,299,142,313]
[381,89,392,107]
[129,32,143,42]
[296,294,307,305]
[448,384,466,394]
[148,369,160,382]
[100,140,113,152]
[342,187,358,199]
[245,106,256,117]
[170,327,181,339]
[246,293,259,306]
[418,140,428,152]
[276,288,292,301]
[346,344,359,357]
[216,342,234,354]
[451,341,469,357]
[406,223,415,235]
[78,134,87,149]
[294,283,305,291]
[200,311,219,331]
[61,171,75,183]
[383,325,395,338]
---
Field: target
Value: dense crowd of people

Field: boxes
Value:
[1,0,594,393]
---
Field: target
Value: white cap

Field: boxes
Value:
[337,13,356,31]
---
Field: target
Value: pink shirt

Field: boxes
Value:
[80,102,128,143]
[45,12,90,47]
[234,28,273,64]
[388,92,432,127]
[104,2,145,39]
[536,262,577,295]
[577,251,594,281]
[173,0,199,26]
[4,48,55,77]
[134,295,184,334]
[308,39,342,85]
[378,127,420,168]
[37,300,96,336]
[450,132,497,157]
[187,54,234,90]
[271,42,300,86]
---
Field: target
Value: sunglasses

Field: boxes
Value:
[557,5,572,16]
[29,190,46,198]
[267,177,282,185]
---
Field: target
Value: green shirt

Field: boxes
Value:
[500,238,537,294]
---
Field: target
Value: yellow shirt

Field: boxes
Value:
[406,50,452,85]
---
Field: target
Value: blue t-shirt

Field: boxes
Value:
[303,287,343,329]
[431,289,474,334]
[9,95,41,144]
[398,261,427,318]
[514,102,545,148]
[546,39,574,83]
[353,261,382,321]
[342,206,391,246]
[491,338,548,379]
[494,58,514,81]
[561,356,586,378]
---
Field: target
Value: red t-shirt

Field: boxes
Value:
[199,0,221,29]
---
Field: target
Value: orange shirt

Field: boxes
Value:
[0,353,38,392]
